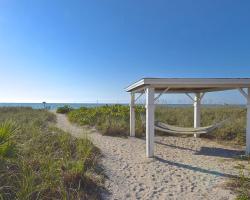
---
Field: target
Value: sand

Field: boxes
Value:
[54,112,249,200]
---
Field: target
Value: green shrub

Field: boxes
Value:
[56,105,73,114]
[0,121,18,158]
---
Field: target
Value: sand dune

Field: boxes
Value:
[55,112,248,200]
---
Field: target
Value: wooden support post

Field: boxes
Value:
[130,92,135,137]
[145,87,155,158]
[238,88,250,155]
[246,88,250,155]
[194,93,201,138]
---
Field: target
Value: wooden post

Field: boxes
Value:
[246,88,250,155]
[238,88,250,155]
[194,93,201,138]
[145,87,155,158]
[130,92,135,137]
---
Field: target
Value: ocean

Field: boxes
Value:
[0,103,244,110]
[0,103,116,110]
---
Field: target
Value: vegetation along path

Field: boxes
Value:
[54,112,248,200]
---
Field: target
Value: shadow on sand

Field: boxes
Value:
[155,156,237,178]
[155,141,196,152]
[155,141,244,159]
[195,147,244,159]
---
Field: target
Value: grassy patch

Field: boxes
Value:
[56,105,74,114]
[0,107,102,199]
[68,105,246,144]
[155,105,246,144]
[68,105,145,137]
[227,161,250,200]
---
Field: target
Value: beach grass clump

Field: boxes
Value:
[68,105,145,137]
[0,107,101,200]
[56,105,74,114]
[226,162,250,200]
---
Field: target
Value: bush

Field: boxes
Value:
[56,105,73,114]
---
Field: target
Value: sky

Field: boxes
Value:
[0,0,250,104]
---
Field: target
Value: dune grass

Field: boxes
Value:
[155,105,246,144]
[226,158,250,200]
[68,105,145,137]
[0,107,102,200]
[56,105,73,114]
[235,163,250,200]
[67,105,246,144]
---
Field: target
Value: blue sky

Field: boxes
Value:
[0,0,250,104]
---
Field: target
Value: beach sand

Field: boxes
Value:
[54,112,249,200]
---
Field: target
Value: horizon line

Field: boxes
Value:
[0,102,246,105]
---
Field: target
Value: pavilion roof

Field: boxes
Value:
[125,78,250,93]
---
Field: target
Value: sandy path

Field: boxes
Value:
[54,113,248,200]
